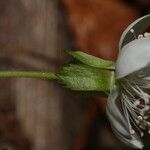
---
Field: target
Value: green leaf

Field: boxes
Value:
[57,64,114,91]
[67,51,115,69]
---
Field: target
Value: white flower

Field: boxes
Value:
[107,14,150,149]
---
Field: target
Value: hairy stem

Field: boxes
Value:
[0,71,57,80]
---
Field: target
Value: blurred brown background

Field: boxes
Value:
[0,0,149,150]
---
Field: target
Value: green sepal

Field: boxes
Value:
[57,64,114,91]
[67,51,115,69]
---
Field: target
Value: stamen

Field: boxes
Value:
[144,32,150,37]
[136,120,140,124]
[142,105,150,112]
[122,95,143,134]
[138,116,143,121]
[130,29,136,39]
[140,132,144,137]
[120,74,150,138]
[138,34,143,39]
[147,122,150,125]
[134,100,140,106]
[130,129,135,134]
[137,32,150,39]
[130,85,149,105]
[139,124,146,130]
[146,122,150,127]
[144,116,148,120]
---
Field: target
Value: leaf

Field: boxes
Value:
[67,51,115,69]
[57,64,114,91]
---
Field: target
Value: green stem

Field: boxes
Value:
[0,71,58,80]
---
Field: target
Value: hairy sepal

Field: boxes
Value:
[57,64,113,91]
[67,51,115,69]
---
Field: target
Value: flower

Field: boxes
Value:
[106,14,150,149]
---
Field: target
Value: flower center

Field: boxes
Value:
[133,96,150,136]
[120,75,150,137]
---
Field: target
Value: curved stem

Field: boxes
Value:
[0,71,58,80]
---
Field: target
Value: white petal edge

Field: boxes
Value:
[116,37,150,79]
[106,86,144,149]
[119,14,150,50]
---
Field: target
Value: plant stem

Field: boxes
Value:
[0,71,58,80]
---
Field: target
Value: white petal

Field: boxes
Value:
[113,127,144,149]
[116,37,150,79]
[106,86,143,149]
[119,14,150,49]
[107,87,129,137]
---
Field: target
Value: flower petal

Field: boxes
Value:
[106,86,143,149]
[119,14,150,49]
[116,37,150,78]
